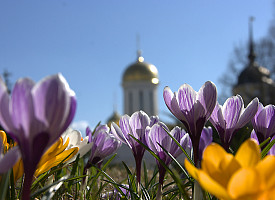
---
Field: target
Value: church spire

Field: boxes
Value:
[136,34,144,62]
[248,17,256,65]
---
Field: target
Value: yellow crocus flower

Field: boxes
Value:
[13,136,78,181]
[185,139,275,200]
[34,137,78,176]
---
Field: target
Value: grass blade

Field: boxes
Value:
[0,170,11,200]
[128,134,189,198]
[163,127,194,165]
[261,137,275,158]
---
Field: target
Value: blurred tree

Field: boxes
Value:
[219,11,275,103]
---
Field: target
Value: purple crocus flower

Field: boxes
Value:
[145,123,190,199]
[251,103,275,144]
[111,110,158,184]
[85,125,121,169]
[209,95,259,151]
[101,184,130,200]
[0,74,76,199]
[163,81,217,165]
[197,126,212,161]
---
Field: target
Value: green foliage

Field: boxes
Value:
[2,123,274,200]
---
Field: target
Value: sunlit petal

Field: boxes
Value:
[256,155,275,189]
[201,143,227,169]
[35,147,78,176]
[235,139,261,167]
[228,168,261,199]
[184,159,199,180]
[198,171,231,200]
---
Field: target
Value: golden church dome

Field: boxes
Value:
[107,111,121,127]
[122,55,159,84]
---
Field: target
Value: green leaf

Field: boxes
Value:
[140,182,150,200]
[147,166,158,189]
[259,137,271,148]
[128,134,189,198]
[157,141,191,180]
[86,153,117,197]
[0,170,11,200]
[122,161,138,199]
[31,175,68,198]
[9,168,15,200]
[68,154,80,189]
[162,126,194,166]
[100,171,130,198]
[261,137,275,158]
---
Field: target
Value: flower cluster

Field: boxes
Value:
[1,73,275,200]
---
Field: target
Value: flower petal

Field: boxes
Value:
[236,97,259,129]
[11,78,36,137]
[147,124,171,153]
[228,168,261,199]
[209,103,222,126]
[202,145,241,188]
[264,105,275,138]
[251,102,264,127]
[13,159,24,181]
[184,158,199,180]
[76,142,93,158]
[177,84,197,112]
[235,139,261,167]
[111,122,130,147]
[222,95,243,128]
[198,171,231,200]
[119,115,132,139]
[250,130,259,142]
[35,147,78,176]
[201,143,228,170]
[198,127,213,160]
[32,74,76,144]
[0,78,14,133]
[163,87,187,122]
[129,111,150,142]
[0,146,21,173]
[256,155,275,189]
[169,126,184,157]
[37,137,64,169]
[64,129,82,147]
[196,81,217,120]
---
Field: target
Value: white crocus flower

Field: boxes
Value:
[62,128,93,163]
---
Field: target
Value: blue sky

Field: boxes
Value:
[0,1,274,133]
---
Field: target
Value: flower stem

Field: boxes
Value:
[135,156,142,185]
[21,170,34,200]
[193,178,203,200]
[156,183,162,200]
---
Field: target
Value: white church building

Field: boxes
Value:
[107,51,160,167]
[122,51,159,116]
